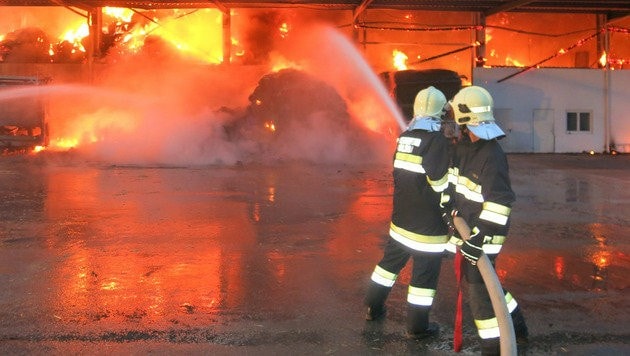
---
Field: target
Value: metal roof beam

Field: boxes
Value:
[209,0,229,14]
[485,0,536,17]
[607,12,630,23]
[353,0,373,22]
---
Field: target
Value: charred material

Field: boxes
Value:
[224,68,351,143]
[223,68,384,163]
[0,76,50,152]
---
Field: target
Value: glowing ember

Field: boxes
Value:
[599,51,607,67]
[264,121,276,132]
[279,22,289,38]
[392,49,408,70]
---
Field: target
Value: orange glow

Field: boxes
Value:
[392,49,408,70]
[44,169,257,324]
[48,109,138,151]
[591,250,611,269]
[495,268,508,281]
[269,53,303,72]
[118,9,224,63]
[264,121,276,132]
[554,256,565,280]
[59,23,89,53]
[32,145,46,153]
[506,55,525,67]
[267,186,276,203]
[279,22,289,38]
[103,6,134,23]
[51,138,79,150]
[599,51,607,67]
[231,37,245,58]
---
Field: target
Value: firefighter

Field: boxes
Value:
[364,86,451,339]
[445,85,528,355]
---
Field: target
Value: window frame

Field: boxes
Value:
[566,111,592,133]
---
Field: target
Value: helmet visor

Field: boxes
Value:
[467,121,506,140]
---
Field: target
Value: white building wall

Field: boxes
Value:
[473,68,630,153]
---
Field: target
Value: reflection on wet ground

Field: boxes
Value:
[0,153,628,354]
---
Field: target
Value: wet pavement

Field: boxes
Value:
[0,153,628,355]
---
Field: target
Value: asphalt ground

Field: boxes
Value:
[0,153,628,355]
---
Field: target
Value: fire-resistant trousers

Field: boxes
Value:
[463,256,528,355]
[365,237,443,333]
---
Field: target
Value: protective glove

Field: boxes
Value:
[460,227,489,265]
[439,191,457,236]
[441,210,456,236]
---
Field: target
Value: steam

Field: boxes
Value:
[6,14,401,166]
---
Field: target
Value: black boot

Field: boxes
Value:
[480,337,500,356]
[364,284,390,321]
[511,306,529,346]
[406,305,439,339]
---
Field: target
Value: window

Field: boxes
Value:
[566,111,591,132]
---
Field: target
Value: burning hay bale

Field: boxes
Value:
[224,68,387,164]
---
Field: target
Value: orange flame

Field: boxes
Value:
[392,49,408,70]
[103,6,134,23]
[264,121,276,132]
[599,51,607,67]
[506,55,525,67]
[279,22,289,38]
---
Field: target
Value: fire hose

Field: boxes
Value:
[453,216,517,356]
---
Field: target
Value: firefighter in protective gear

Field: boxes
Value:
[445,85,528,355]
[364,86,451,339]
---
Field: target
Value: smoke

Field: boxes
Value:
[26,14,400,166]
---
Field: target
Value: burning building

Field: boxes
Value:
[0,1,628,158]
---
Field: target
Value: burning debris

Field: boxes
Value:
[0,76,50,152]
[0,27,52,63]
[223,68,389,164]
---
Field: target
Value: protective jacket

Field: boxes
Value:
[446,138,514,255]
[389,127,450,252]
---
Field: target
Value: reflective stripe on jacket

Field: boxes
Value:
[390,127,451,247]
[448,139,514,246]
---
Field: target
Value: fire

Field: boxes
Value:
[599,51,607,67]
[279,22,289,38]
[59,22,89,53]
[18,7,229,64]
[52,138,80,150]
[111,9,225,63]
[392,49,408,70]
[269,53,302,72]
[506,55,525,67]
[103,6,134,23]
[264,121,276,132]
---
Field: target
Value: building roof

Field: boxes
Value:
[0,0,629,20]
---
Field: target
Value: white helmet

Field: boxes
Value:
[451,86,505,140]
[413,86,447,119]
